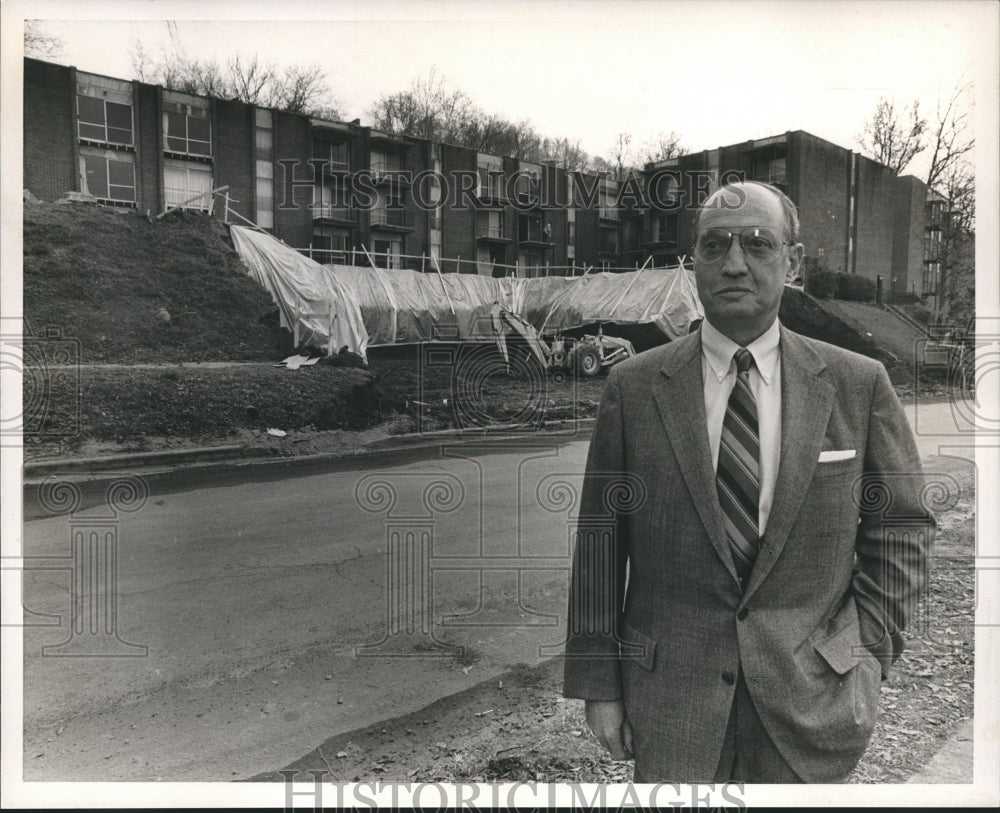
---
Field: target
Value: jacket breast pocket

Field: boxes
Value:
[814,456,862,479]
[620,621,657,671]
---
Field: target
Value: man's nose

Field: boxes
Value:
[720,239,749,274]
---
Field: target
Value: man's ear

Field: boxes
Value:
[785,243,804,284]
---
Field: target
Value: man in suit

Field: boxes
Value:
[563,180,934,783]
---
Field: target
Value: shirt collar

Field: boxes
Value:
[701,318,781,384]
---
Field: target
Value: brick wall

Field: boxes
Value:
[24,59,75,201]
[213,99,254,225]
[789,132,850,272]
[546,166,568,267]
[853,156,896,283]
[890,174,928,295]
[440,144,477,273]
[134,82,161,212]
[402,137,430,263]
[573,170,601,267]
[272,110,313,249]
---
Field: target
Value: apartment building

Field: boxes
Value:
[23,58,946,304]
[642,130,946,302]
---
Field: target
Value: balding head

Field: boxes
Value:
[692,180,804,345]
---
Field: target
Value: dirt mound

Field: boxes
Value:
[23,199,292,362]
[779,288,911,383]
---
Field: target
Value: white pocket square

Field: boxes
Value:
[818,449,856,462]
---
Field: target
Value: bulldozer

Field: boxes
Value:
[490,304,636,376]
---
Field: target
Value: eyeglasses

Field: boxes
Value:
[693,227,792,264]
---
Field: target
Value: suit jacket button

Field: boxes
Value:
[737,609,749,620]
[722,670,736,685]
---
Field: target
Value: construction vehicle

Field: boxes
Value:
[490,304,636,376]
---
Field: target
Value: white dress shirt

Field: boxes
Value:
[701,318,782,535]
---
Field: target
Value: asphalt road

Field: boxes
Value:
[22,433,591,780]
[20,396,984,781]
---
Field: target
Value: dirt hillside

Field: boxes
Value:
[23,198,291,363]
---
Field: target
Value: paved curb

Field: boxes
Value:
[23,419,596,480]
[905,719,974,784]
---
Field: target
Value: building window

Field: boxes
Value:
[77,95,133,146]
[255,109,273,229]
[370,149,403,177]
[163,99,211,156]
[598,182,619,220]
[79,149,135,204]
[519,213,546,243]
[164,159,213,211]
[598,229,619,256]
[373,238,402,269]
[923,262,940,295]
[624,219,640,251]
[314,138,350,171]
[515,169,539,203]
[924,228,943,262]
[76,73,134,147]
[477,154,503,198]
[477,210,504,239]
[518,251,545,277]
[312,227,351,264]
[313,180,353,221]
[654,213,678,243]
[927,199,945,227]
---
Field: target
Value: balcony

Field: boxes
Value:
[314,159,350,179]
[476,180,507,206]
[369,160,409,186]
[598,207,620,225]
[518,223,553,248]
[476,223,512,243]
[370,208,414,231]
[312,205,359,225]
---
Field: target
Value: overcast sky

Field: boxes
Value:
[13,0,999,181]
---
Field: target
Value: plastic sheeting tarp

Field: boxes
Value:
[230,226,703,356]
[231,226,370,359]
[520,267,704,340]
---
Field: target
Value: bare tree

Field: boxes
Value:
[276,64,335,116]
[606,132,635,181]
[227,55,277,106]
[539,137,593,171]
[926,83,975,191]
[639,131,686,165]
[129,34,339,117]
[369,68,477,144]
[24,20,63,59]
[857,97,927,174]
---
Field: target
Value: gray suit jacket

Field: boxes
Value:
[563,325,934,782]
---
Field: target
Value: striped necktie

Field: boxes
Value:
[717,348,760,589]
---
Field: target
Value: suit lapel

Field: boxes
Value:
[651,331,740,586]
[744,327,835,599]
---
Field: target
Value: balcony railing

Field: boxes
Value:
[312,205,359,223]
[370,160,405,182]
[477,180,506,201]
[370,208,413,229]
[519,225,550,243]
[476,223,506,240]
